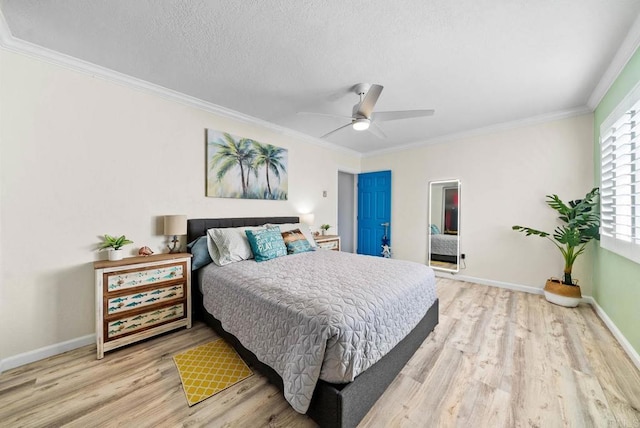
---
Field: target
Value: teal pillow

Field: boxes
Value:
[430,224,441,234]
[245,227,287,262]
[187,236,213,270]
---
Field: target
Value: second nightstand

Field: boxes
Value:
[315,235,341,251]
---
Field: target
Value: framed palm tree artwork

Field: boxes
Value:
[206,129,288,200]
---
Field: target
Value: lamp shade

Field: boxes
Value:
[164,215,187,236]
[300,213,315,226]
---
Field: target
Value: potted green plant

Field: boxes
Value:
[99,234,134,261]
[512,188,599,307]
[320,224,331,236]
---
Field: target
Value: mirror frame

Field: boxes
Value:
[428,179,461,273]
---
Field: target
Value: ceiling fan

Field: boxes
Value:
[300,83,435,139]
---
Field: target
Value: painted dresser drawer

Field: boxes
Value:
[106,283,185,315]
[106,263,184,292]
[106,303,185,340]
[317,240,338,250]
[315,236,341,251]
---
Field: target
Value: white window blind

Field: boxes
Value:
[600,86,640,264]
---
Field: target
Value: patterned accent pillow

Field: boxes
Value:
[281,228,313,254]
[207,226,264,266]
[267,223,317,247]
[245,227,288,262]
[187,236,212,270]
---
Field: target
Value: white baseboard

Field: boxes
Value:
[435,271,544,296]
[435,272,640,371]
[582,296,640,371]
[0,334,95,374]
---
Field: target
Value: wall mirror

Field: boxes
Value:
[428,179,460,272]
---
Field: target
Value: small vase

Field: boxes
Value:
[321,230,326,236]
[108,249,124,261]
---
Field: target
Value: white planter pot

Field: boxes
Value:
[543,290,581,308]
[543,279,581,308]
[108,249,124,261]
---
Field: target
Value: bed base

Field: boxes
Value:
[187,217,439,428]
[193,289,438,428]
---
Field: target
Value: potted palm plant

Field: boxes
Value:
[512,188,599,307]
[99,234,134,261]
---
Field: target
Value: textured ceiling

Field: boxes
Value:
[2,0,640,154]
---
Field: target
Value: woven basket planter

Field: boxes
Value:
[543,278,581,307]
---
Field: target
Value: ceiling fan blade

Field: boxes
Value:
[372,109,435,122]
[320,122,353,139]
[298,111,353,121]
[368,122,387,139]
[355,84,384,119]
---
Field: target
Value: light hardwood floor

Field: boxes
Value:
[1,278,639,427]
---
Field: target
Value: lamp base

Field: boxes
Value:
[167,235,180,253]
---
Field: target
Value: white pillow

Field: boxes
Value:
[206,226,265,266]
[268,223,316,247]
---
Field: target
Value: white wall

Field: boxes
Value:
[337,171,355,252]
[0,49,360,363]
[362,114,595,293]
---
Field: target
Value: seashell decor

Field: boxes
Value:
[138,246,154,256]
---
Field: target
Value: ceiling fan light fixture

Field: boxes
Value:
[352,118,370,131]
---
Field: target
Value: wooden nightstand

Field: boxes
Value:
[94,253,192,359]
[315,235,341,251]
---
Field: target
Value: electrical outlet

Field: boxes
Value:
[461,253,466,260]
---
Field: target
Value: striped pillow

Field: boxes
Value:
[281,228,313,254]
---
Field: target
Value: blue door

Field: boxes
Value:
[357,170,391,256]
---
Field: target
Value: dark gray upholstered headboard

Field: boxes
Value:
[187,216,299,243]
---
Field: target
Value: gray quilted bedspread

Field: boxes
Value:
[199,250,437,413]
[431,234,458,256]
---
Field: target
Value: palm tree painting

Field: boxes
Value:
[206,129,288,200]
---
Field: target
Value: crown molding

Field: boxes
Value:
[2,4,637,159]
[0,8,11,44]
[0,10,360,159]
[588,12,640,109]
[362,106,592,158]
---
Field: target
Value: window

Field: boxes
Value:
[600,83,640,264]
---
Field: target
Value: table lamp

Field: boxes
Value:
[164,214,187,253]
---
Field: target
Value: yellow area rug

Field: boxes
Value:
[173,339,253,406]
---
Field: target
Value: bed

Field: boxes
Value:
[430,233,458,263]
[187,217,439,428]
